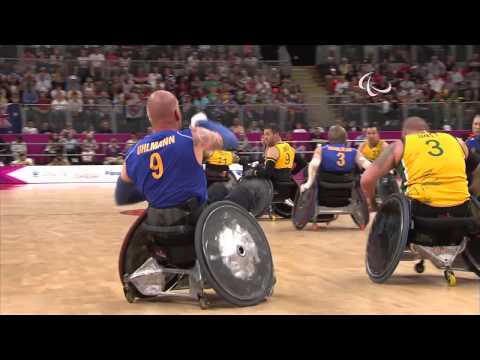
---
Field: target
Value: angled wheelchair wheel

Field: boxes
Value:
[194,201,275,307]
[366,193,411,283]
[292,185,317,230]
[239,177,274,218]
[118,209,151,301]
[351,184,370,229]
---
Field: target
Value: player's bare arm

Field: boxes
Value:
[361,141,403,209]
[300,145,322,193]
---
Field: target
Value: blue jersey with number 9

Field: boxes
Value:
[125,129,207,208]
[320,144,357,174]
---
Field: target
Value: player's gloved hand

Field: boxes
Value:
[250,161,260,168]
[191,112,238,150]
[300,183,311,193]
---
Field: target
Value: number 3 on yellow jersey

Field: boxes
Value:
[150,152,164,179]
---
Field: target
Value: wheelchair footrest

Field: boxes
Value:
[410,241,467,269]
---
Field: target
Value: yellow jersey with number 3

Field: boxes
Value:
[273,143,295,170]
[361,140,385,161]
[207,150,234,166]
[401,132,469,207]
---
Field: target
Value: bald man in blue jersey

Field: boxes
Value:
[115,90,256,213]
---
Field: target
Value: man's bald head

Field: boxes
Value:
[328,125,347,145]
[402,117,430,136]
[146,90,181,131]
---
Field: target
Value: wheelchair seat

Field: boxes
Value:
[317,171,355,208]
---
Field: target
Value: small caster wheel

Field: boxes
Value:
[444,271,456,286]
[312,223,320,230]
[414,261,425,274]
[124,285,136,303]
[198,295,210,310]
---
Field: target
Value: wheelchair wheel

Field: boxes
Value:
[350,184,370,229]
[292,185,317,230]
[463,235,480,277]
[366,193,411,283]
[195,201,275,307]
[376,174,400,204]
[238,177,273,218]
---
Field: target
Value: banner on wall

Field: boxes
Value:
[0,164,245,184]
[0,165,123,184]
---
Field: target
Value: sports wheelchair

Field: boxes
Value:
[237,170,300,220]
[292,171,370,230]
[119,200,276,309]
[366,193,480,286]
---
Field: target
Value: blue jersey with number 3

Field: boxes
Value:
[320,144,357,174]
[125,129,207,209]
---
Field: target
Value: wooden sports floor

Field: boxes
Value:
[1,183,478,315]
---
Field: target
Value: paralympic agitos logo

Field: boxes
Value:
[358,72,392,97]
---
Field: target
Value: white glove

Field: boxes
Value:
[300,183,311,193]
[250,161,260,168]
[190,112,208,127]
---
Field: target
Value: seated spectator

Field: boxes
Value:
[35,67,52,92]
[44,133,64,158]
[63,132,80,164]
[0,136,12,165]
[10,136,27,161]
[429,74,445,95]
[50,85,66,100]
[39,121,54,134]
[60,121,78,138]
[81,133,98,164]
[22,120,39,134]
[104,138,124,165]
[51,69,65,90]
[125,92,144,133]
[123,133,138,154]
[89,47,105,80]
[98,119,113,133]
[230,117,245,138]
[247,120,262,133]
[12,152,34,166]
[22,84,39,105]
[49,150,70,166]
[292,122,308,133]
[66,75,82,95]
[77,48,90,83]
[50,93,69,132]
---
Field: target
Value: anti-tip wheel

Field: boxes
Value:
[198,295,210,310]
[414,261,425,274]
[444,271,456,287]
[124,286,136,303]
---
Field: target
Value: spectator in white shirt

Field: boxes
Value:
[89,47,106,80]
[51,93,69,132]
[10,136,27,161]
[81,133,98,164]
[50,85,66,100]
[35,67,52,92]
[12,152,34,166]
[429,74,445,94]
[22,120,39,134]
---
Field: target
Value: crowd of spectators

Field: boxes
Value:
[0,45,305,136]
[321,53,480,104]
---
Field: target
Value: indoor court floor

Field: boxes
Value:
[1,183,478,315]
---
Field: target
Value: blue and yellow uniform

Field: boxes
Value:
[125,129,207,209]
[320,144,357,174]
